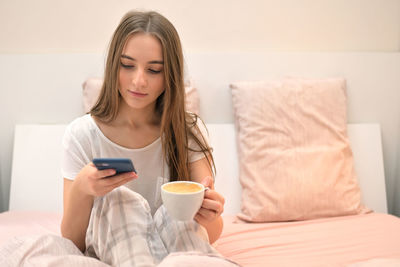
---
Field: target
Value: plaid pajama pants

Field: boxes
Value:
[85,186,220,267]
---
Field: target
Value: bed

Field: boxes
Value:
[0,122,399,266]
[1,52,400,266]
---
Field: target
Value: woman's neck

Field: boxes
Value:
[116,100,161,129]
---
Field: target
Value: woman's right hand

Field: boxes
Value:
[73,162,138,197]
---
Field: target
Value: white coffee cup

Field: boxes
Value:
[161,181,205,221]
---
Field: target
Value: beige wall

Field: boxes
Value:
[0,0,399,54]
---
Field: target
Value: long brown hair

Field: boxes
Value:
[91,10,214,181]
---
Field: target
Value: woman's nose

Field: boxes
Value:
[132,68,147,88]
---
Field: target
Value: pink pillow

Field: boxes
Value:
[230,78,369,222]
[184,79,200,116]
[82,77,200,115]
[82,78,103,113]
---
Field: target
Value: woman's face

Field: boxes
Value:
[118,32,165,113]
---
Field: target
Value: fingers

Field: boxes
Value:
[87,163,116,179]
[88,162,137,182]
[88,172,137,197]
[97,169,117,179]
[200,176,215,190]
[204,189,225,206]
[195,189,225,222]
[197,207,220,221]
[100,172,138,187]
[87,163,138,193]
[105,175,135,190]
[201,198,223,215]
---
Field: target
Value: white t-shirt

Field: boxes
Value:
[61,114,210,215]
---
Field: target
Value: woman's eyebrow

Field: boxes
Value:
[121,54,163,64]
[121,54,134,60]
[148,60,164,65]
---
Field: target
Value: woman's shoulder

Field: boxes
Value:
[64,114,98,141]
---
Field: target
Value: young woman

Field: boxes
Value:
[60,10,225,265]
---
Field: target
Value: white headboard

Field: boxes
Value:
[1,52,398,215]
[9,123,387,215]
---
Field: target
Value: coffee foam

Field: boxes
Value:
[163,182,202,193]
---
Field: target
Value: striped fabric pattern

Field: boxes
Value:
[85,186,223,266]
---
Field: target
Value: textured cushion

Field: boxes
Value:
[82,77,200,115]
[184,79,200,115]
[230,77,368,222]
[82,77,103,113]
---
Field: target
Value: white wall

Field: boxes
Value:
[0,0,400,215]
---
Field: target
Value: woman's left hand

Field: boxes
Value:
[194,176,225,224]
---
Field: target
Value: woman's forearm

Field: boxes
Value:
[202,216,224,244]
[61,180,94,252]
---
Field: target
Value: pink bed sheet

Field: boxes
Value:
[0,211,61,248]
[215,213,400,267]
[1,211,399,267]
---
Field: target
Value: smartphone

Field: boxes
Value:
[93,158,136,175]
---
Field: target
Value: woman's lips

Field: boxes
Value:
[128,90,148,98]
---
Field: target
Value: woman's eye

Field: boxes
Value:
[149,69,162,74]
[121,62,134,69]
